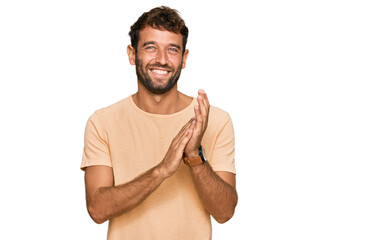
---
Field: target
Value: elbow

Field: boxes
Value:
[214,210,235,224]
[214,193,238,224]
[213,204,237,224]
[91,216,107,225]
[88,205,108,224]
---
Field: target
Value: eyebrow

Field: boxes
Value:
[142,41,157,47]
[142,41,182,50]
[169,44,182,50]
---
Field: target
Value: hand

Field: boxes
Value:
[158,118,195,178]
[184,89,210,158]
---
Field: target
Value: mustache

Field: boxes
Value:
[146,63,174,72]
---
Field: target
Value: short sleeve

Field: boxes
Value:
[81,112,112,170]
[209,115,236,174]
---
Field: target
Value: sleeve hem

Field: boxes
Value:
[80,160,112,171]
[210,163,236,174]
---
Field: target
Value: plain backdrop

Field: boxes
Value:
[1,0,388,239]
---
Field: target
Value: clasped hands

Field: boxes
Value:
[160,90,210,177]
[184,89,209,158]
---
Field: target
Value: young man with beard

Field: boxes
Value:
[81,6,237,239]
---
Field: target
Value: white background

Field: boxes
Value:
[1,0,388,239]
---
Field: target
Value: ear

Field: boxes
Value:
[181,49,189,69]
[127,45,136,65]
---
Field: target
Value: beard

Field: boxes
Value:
[135,56,183,94]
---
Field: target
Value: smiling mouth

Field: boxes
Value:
[151,69,170,75]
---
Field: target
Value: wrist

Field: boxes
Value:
[183,145,207,167]
[154,164,171,179]
[185,149,200,159]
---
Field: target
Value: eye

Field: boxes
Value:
[145,46,156,50]
[168,47,179,53]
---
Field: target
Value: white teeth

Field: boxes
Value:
[151,69,168,74]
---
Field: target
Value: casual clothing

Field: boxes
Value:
[81,96,235,240]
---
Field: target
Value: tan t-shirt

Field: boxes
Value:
[81,96,235,240]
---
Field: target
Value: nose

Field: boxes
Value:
[155,49,168,65]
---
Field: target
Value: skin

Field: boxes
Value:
[85,26,238,224]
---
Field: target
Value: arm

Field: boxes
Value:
[184,90,238,223]
[190,164,238,223]
[85,165,165,224]
[85,119,195,224]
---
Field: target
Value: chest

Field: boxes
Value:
[106,116,190,184]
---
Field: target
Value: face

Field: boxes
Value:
[128,26,189,94]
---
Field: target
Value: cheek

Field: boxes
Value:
[171,56,184,68]
[136,51,153,63]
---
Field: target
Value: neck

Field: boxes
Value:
[132,83,192,114]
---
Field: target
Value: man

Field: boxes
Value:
[81,6,237,239]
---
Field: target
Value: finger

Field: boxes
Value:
[180,119,194,135]
[192,106,205,137]
[177,125,195,153]
[197,95,206,114]
[173,118,194,143]
[194,105,202,124]
[199,89,209,107]
[197,95,208,125]
[182,117,195,130]
[182,124,195,144]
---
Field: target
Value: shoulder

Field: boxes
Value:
[85,97,131,132]
[208,105,233,132]
[209,105,231,122]
[93,97,131,120]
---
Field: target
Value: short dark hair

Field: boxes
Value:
[129,6,189,53]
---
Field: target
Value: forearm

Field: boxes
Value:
[88,166,166,224]
[190,162,238,223]
[86,119,194,224]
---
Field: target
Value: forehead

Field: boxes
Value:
[138,26,183,47]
